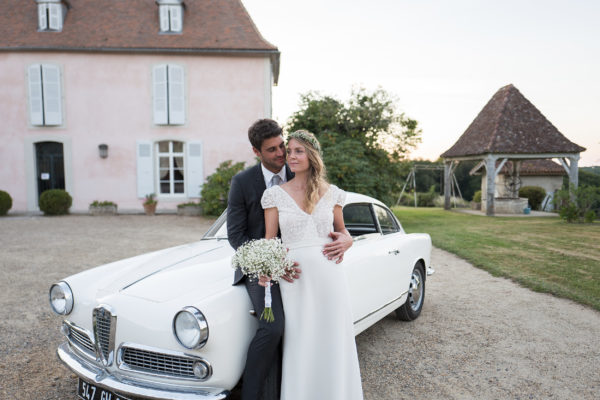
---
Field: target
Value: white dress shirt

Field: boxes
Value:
[261,163,287,188]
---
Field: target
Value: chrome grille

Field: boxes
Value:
[121,346,196,378]
[69,327,95,355]
[93,306,113,363]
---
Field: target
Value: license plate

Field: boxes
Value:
[77,378,132,400]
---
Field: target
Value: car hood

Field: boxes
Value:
[96,239,235,303]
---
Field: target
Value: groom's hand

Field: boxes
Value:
[281,262,301,283]
[258,275,272,287]
[324,231,353,264]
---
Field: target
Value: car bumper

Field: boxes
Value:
[57,343,230,400]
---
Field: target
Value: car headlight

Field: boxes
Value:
[49,281,74,315]
[173,306,209,349]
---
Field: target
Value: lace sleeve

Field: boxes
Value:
[332,185,346,206]
[261,186,278,209]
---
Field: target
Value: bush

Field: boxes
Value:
[200,160,245,216]
[39,189,72,215]
[473,190,482,203]
[433,195,470,208]
[0,190,12,216]
[90,200,116,207]
[398,192,436,207]
[177,202,201,208]
[554,184,600,223]
[519,186,546,210]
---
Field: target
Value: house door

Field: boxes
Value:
[36,142,65,199]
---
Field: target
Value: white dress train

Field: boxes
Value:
[261,184,363,400]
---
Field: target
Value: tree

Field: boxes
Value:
[287,88,421,205]
[200,160,245,216]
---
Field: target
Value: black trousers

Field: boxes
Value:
[242,278,284,400]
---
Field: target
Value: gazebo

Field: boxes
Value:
[441,84,586,216]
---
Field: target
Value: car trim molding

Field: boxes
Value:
[353,290,408,325]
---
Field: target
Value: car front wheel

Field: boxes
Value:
[395,262,425,321]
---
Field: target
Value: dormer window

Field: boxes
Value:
[157,0,183,33]
[37,0,66,32]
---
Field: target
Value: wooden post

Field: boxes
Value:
[485,155,496,216]
[444,160,452,210]
[568,155,579,189]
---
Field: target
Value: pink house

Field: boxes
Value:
[0,0,280,213]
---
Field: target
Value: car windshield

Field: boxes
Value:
[202,211,228,240]
[202,202,403,240]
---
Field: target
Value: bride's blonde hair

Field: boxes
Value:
[287,130,327,214]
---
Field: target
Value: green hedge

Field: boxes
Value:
[200,160,245,216]
[519,186,546,210]
[39,189,72,215]
[0,190,12,216]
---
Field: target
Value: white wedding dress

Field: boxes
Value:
[261,184,363,400]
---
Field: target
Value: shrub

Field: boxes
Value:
[519,186,546,210]
[0,190,12,216]
[200,160,245,216]
[39,189,72,215]
[398,191,435,207]
[554,184,600,223]
[90,200,116,207]
[473,190,482,203]
[177,202,201,208]
[433,195,470,208]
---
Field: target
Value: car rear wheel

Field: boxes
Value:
[395,262,425,321]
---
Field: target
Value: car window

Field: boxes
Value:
[373,205,399,234]
[343,204,377,236]
[202,211,228,239]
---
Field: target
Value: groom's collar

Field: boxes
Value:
[261,163,287,187]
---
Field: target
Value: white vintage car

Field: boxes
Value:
[49,192,433,400]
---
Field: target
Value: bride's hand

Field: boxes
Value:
[281,262,301,283]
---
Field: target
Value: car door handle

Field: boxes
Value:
[388,249,400,255]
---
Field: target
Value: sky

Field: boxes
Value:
[242,0,600,167]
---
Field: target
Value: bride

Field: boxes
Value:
[260,130,364,400]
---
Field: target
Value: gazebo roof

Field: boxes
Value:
[441,84,586,158]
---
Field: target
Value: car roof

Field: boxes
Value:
[344,192,387,208]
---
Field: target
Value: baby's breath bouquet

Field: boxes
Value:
[232,238,294,322]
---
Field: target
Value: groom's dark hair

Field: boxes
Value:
[248,119,283,150]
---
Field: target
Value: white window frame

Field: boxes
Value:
[158,4,183,33]
[27,63,64,127]
[37,2,64,32]
[156,141,186,197]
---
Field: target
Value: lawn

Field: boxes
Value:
[393,207,600,311]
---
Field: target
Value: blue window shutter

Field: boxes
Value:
[28,64,44,126]
[41,64,62,126]
[186,142,203,198]
[153,65,168,125]
[168,64,185,125]
[137,141,155,198]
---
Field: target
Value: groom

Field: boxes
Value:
[227,119,353,399]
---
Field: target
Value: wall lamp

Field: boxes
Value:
[98,144,108,158]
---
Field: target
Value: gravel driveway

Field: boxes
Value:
[1,215,599,399]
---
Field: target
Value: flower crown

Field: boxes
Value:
[287,130,322,154]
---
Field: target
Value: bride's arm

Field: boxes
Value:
[264,207,279,239]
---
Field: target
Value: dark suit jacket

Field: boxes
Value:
[228,163,294,285]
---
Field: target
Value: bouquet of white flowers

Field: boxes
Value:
[231,238,294,322]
